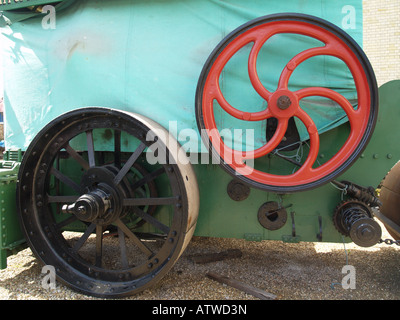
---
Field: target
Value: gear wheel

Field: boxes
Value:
[333,199,372,236]
[333,199,381,247]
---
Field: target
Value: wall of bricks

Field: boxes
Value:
[363,0,400,86]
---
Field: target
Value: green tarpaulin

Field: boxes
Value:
[1,0,362,152]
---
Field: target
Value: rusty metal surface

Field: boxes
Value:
[379,161,400,240]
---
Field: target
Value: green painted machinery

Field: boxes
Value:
[1,0,399,298]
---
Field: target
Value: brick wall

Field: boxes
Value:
[363,0,400,86]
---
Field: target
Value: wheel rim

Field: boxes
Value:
[17,108,198,297]
[196,14,378,192]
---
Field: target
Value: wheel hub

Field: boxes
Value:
[268,89,299,118]
[62,188,111,224]
[277,95,292,110]
[62,166,129,226]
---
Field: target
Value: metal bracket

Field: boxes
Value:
[282,211,301,243]
[316,216,323,242]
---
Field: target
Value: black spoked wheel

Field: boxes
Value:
[17,107,199,298]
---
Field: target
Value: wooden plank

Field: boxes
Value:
[206,272,277,300]
[190,249,242,264]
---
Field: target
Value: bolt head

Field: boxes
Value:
[277,95,292,110]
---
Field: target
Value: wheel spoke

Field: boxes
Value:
[72,222,96,252]
[131,206,170,235]
[295,87,357,119]
[113,143,146,185]
[95,224,103,267]
[55,215,78,229]
[114,130,121,169]
[64,144,90,170]
[118,227,129,269]
[86,130,96,168]
[243,118,289,160]
[248,38,273,101]
[115,219,153,258]
[50,167,83,194]
[277,45,338,90]
[294,108,320,172]
[130,166,165,191]
[214,85,271,121]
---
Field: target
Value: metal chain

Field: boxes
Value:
[379,238,400,246]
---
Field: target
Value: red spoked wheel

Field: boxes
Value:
[196,13,378,193]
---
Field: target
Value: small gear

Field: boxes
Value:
[332,199,381,247]
[333,199,373,236]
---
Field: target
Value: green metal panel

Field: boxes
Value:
[340,80,400,188]
[0,159,25,269]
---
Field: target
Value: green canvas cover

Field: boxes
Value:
[0,0,362,152]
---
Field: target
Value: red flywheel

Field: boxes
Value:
[195,13,378,193]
